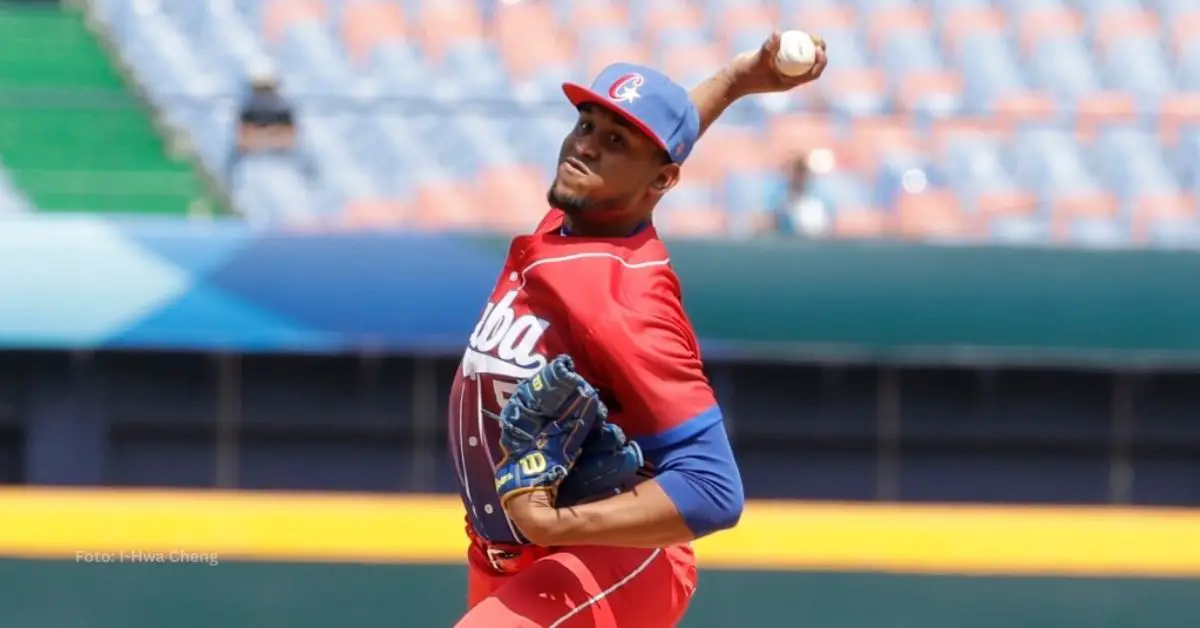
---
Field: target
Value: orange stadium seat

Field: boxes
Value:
[893,191,974,240]
[1171,12,1200,57]
[713,4,777,51]
[341,2,406,65]
[683,126,765,184]
[1051,191,1120,238]
[1157,92,1200,144]
[833,206,888,239]
[474,166,550,233]
[641,4,704,35]
[866,6,932,54]
[1092,8,1159,53]
[411,180,479,231]
[495,3,573,81]
[584,42,650,78]
[765,113,839,167]
[500,36,574,83]
[941,7,1007,56]
[1075,92,1139,136]
[976,190,1039,222]
[415,1,484,61]
[791,7,857,32]
[339,198,408,230]
[895,71,964,115]
[655,207,729,238]
[1131,195,1199,242]
[1018,8,1081,58]
[816,67,887,110]
[566,2,629,32]
[991,91,1057,129]
[660,43,724,84]
[845,116,923,174]
[263,0,325,44]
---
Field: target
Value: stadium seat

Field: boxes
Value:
[955,33,1035,117]
[340,2,405,65]
[1130,194,1199,242]
[1147,218,1200,248]
[892,190,976,241]
[832,206,888,238]
[0,0,1193,249]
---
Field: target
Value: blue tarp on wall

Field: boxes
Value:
[0,216,500,352]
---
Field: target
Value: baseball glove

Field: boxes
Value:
[491,355,604,507]
[556,421,644,508]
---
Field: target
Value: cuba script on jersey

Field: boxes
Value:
[450,278,570,545]
[464,289,549,379]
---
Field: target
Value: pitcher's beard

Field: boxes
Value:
[547,182,627,220]
[547,185,588,215]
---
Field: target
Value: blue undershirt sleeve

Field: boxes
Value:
[641,406,745,538]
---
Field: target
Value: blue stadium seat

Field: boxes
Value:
[724,171,783,216]
[1027,35,1103,109]
[956,34,1031,115]
[1147,218,1200,249]
[1098,36,1176,112]
[1010,126,1104,209]
[939,134,1023,211]
[1177,40,1200,90]
[1067,217,1130,248]
[1173,129,1200,191]
[1090,127,1182,204]
[806,171,873,212]
[989,215,1052,245]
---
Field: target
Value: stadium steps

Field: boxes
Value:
[0,2,212,215]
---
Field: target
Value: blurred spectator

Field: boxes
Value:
[767,153,830,238]
[226,59,315,182]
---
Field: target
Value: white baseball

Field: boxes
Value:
[775,30,818,77]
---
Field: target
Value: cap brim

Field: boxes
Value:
[561,83,669,153]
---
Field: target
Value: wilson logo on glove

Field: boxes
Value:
[518,453,548,475]
[492,355,605,507]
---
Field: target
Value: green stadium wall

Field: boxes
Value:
[660,239,1200,366]
[1,490,1198,627]
[1,560,1196,628]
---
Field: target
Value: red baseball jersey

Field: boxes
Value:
[448,209,719,544]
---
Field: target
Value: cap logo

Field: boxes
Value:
[607,73,644,104]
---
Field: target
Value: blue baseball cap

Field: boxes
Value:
[562,63,700,164]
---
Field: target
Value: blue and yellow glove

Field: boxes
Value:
[556,422,644,507]
[492,355,605,507]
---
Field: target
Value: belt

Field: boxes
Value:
[466,518,551,575]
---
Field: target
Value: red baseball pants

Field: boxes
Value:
[455,542,698,628]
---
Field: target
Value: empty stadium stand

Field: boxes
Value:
[4,0,1200,245]
[0,2,213,216]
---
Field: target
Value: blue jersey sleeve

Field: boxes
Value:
[642,406,744,539]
